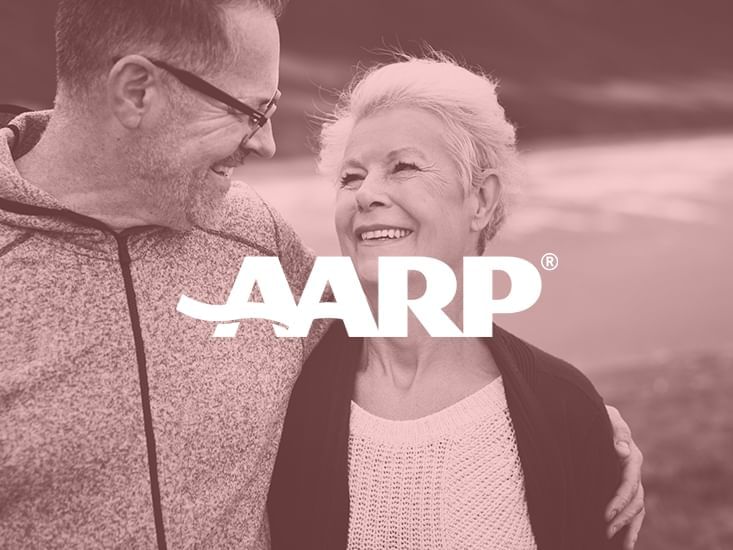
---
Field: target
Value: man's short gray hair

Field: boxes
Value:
[55,0,287,96]
[318,53,521,249]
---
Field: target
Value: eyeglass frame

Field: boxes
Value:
[111,56,280,146]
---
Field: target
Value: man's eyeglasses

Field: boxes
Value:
[113,56,280,147]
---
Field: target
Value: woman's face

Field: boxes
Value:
[334,107,481,285]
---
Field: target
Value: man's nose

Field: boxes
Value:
[244,120,276,159]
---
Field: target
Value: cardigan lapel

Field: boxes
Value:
[315,324,362,550]
[306,323,569,550]
[486,325,569,550]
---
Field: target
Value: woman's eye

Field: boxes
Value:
[339,173,363,187]
[394,161,419,173]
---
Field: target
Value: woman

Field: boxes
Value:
[269,55,641,549]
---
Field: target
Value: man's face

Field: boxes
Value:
[139,4,280,229]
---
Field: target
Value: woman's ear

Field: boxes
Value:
[469,169,500,232]
[107,55,161,129]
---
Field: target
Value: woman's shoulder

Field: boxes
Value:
[292,321,359,408]
[490,324,608,423]
[302,320,358,375]
[490,326,622,549]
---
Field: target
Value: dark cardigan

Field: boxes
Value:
[268,322,624,550]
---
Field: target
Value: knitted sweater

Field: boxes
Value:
[0,110,323,549]
[268,322,625,550]
[347,377,537,550]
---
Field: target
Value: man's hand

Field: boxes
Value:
[605,404,645,549]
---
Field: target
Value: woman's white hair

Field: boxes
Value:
[318,52,521,249]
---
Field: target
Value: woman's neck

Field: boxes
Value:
[356,284,500,419]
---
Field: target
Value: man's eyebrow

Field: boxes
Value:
[254,97,272,110]
[256,89,280,110]
[231,91,275,112]
[232,97,268,111]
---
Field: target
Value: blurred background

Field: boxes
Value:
[2,1,732,548]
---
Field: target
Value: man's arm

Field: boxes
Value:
[265,202,331,359]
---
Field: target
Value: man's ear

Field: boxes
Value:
[107,55,161,129]
[469,169,500,232]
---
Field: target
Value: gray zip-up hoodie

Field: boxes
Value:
[0,111,321,549]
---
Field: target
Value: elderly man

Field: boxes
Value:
[0,1,643,548]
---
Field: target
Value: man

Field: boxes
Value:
[0,1,643,548]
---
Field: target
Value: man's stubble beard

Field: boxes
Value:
[130,129,228,231]
[184,171,228,230]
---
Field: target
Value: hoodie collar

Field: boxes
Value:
[0,110,169,258]
[0,110,69,211]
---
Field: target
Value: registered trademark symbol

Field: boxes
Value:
[541,253,559,271]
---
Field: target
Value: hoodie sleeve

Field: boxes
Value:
[265,201,332,359]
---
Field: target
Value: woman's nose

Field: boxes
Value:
[355,174,389,211]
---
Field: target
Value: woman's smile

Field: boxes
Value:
[356,225,414,244]
[335,107,478,284]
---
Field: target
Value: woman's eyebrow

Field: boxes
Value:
[340,158,365,171]
[387,147,427,160]
[340,147,426,170]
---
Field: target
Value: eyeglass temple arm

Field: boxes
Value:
[149,60,266,124]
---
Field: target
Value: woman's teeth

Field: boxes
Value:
[360,228,412,241]
[210,166,234,178]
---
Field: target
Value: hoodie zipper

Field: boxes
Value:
[115,231,168,550]
[0,194,170,548]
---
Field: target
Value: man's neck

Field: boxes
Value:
[14,114,163,231]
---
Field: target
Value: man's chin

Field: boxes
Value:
[157,172,230,231]
[184,192,228,231]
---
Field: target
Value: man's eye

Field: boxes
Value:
[227,108,245,120]
[394,161,419,173]
[339,173,363,187]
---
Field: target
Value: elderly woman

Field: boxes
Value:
[268,56,643,550]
